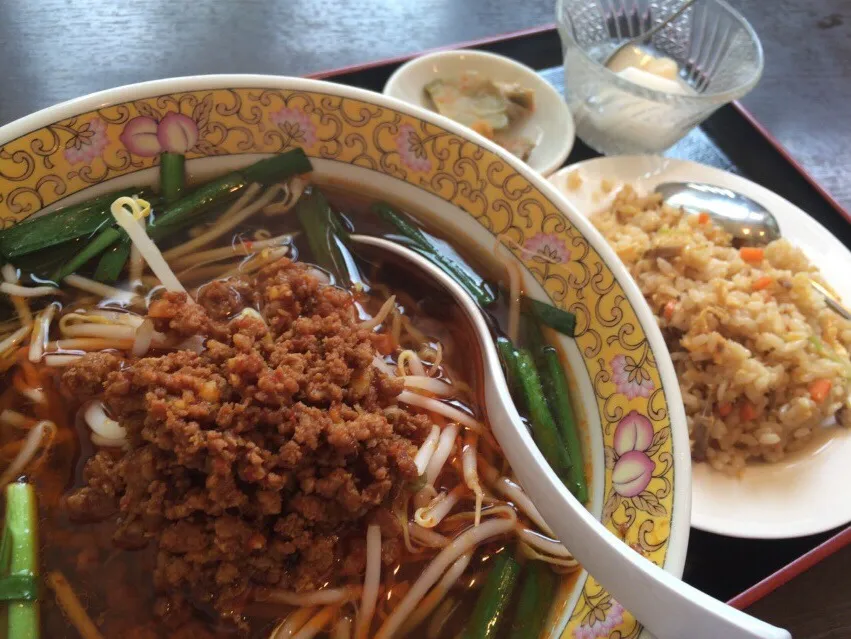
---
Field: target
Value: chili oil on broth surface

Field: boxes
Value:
[0,170,585,638]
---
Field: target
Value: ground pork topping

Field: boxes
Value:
[62,259,429,628]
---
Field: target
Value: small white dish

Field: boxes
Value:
[550,155,851,539]
[384,49,575,176]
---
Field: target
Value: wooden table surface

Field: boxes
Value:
[1,0,849,637]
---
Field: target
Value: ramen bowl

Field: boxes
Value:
[0,76,689,638]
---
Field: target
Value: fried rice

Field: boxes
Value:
[593,185,851,474]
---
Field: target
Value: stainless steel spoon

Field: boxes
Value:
[657,181,851,320]
[603,0,699,68]
[350,233,790,639]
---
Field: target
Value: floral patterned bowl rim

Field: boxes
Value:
[0,75,690,639]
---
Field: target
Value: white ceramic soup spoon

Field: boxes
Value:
[350,233,791,639]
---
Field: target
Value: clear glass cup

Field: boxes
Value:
[556,0,763,155]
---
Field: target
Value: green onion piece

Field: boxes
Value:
[53,227,123,281]
[496,336,524,409]
[514,348,574,479]
[148,175,245,237]
[0,188,140,259]
[537,346,587,502]
[1,483,39,639]
[372,202,432,249]
[461,550,521,639]
[50,195,157,281]
[12,241,83,280]
[296,189,358,288]
[524,317,587,502]
[0,576,38,602]
[510,561,556,638]
[373,202,495,307]
[53,178,241,280]
[522,296,576,338]
[52,148,313,279]
[159,152,185,203]
[240,148,312,184]
[498,337,573,480]
[150,148,312,237]
[93,239,131,283]
[328,208,352,244]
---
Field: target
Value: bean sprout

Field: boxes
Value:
[183,182,287,255]
[501,251,523,344]
[426,597,460,639]
[112,196,185,294]
[256,586,360,607]
[441,504,517,528]
[46,338,134,353]
[519,541,580,568]
[1,264,16,282]
[0,326,30,357]
[414,485,465,528]
[169,233,294,271]
[401,376,456,397]
[63,274,136,303]
[462,433,484,526]
[413,425,440,476]
[0,420,55,489]
[0,409,35,429]
[132,319,155,357]
[270,607,318,639]
[494,477,554,537]
[518,528,576,561]
[372,355,396,377]
[84,402,126,440]
[20,388,46,405]
[397,350,426,377]
[163,184,262,261]
[2,264,32,327]
[332,616,352,639]
[0,282,61,297]
[128,217,146,284]
[29,303,58,362]
[424,423,458,485]
[413,484,438,510]
[263,177,305,216]
[420,342,443,373]
[293,606,340,639]
[43,354,84,367]
[399,553,471,636]
[45,571,105,639]
[219,246,289,279]
[408,523,450,548]
[359,296,396,331]
[90,434,128,449]
[354,524,381,639]
[374,514,516,639]
[390,311,402,348]
[60,311,144,329]
[60,323,136,339]
[397,391,481,433]
[479,459,555,536]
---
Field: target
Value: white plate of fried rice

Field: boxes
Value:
[550,155,851,538]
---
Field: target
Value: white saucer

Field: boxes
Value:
[383,49,574,176]
[550,155,851,539]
